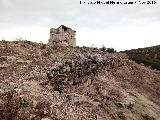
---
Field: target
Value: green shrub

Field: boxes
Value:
[128,55,160,70]
[20,99,29,108]
[100,46,116,53]
[107,48,116,53]
[122,46,160,70]
[99,45,106,52]
[117,111,126,120]
[24,40,31,44]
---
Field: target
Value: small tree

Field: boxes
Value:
[100,45,106,52]
[107,48,116,53]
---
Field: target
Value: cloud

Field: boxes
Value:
[77,21,160,51]
[0,0,160,50]
[0,0,160,28]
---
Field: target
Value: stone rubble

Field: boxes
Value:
[0,40,160,120]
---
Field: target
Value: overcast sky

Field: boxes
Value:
[0,0,160,51]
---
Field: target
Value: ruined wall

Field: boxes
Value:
[48,25,76,47]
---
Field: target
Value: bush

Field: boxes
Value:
[117,111,126,120]
[40,44,47,50]
[13,41,19,44]
[20,99,29,108]
[128,55,160,70]
[99,45,106,52]
[107,48,116,53]
[100,46,116,53]
[1,39,7,43]
[24,40,31,44]
[123,46,160,70]
[82,46,88,48]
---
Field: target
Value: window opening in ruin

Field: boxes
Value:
[62,26,68,32]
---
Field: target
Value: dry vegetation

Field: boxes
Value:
[122,45,160,70]
[0,40,160,120]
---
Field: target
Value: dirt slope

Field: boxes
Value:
[0,41,160,120]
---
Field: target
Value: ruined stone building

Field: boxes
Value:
[48,25,76,47]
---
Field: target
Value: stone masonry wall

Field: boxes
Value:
[48,25,76,47]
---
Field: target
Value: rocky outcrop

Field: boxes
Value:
[0,40,160,120]
[46,53,122,92]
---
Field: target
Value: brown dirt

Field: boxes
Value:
[0,40,160,120]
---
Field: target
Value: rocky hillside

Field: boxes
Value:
[121,45,160,70]
[0,40,160,120]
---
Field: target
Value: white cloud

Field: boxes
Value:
[0,0,160,51]
[0,26,49,43]
[77,21,160,51]
[1,0,13,7]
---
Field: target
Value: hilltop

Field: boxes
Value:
[121,45,160,70]
[0,40,160,120]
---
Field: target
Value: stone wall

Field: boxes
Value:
[48,25,76,47]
